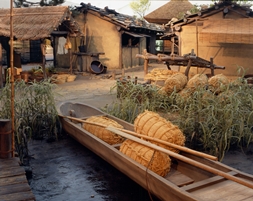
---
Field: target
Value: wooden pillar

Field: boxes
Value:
[0,43,3,88]
[0,119,12,159]
[210,57,214,76]
[144,58,149,76]
[40,41,47,79]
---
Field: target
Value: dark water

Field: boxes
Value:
[28,135,160,201]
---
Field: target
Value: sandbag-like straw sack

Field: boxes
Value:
[164,73,187,94]
[134,110,185,153]
[83,116,125,145]
[120,139,171,177]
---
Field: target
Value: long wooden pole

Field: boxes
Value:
[58,114,218,161]
[10,0,15,157]
[107,126,253,190]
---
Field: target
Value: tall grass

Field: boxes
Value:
[0,79,60,164]
[106,76,253,161]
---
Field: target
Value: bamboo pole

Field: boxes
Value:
[58,114,218,161]
[107,126,253,190]
[10,0,15,157]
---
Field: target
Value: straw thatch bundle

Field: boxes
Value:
[164,73,188,94]
[134,111,185,153]
[208,74,229,94]
[120,139,171,177]
[83,116,125,145]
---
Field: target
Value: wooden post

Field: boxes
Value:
[0,43,3,88]
[0,119,12,159]
[10,0,15,157]
[69,48,72,74]
[40,42,47,79]
[210,57,214,76]
[144,58,149,77]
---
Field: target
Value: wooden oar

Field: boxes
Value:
[58,114,218,161]
[107,126,253,190]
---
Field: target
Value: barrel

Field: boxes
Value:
[0,119,12,159]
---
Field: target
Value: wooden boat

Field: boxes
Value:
[57,102,253,201]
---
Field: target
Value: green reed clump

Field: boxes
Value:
[105,78,173,123]
[106,75,253,161]
[0,79,61,163]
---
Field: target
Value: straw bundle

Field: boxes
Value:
[134,111,185,153]
[55,74,68,84]
[186,74,208,90]
[164,73,188,94]
[120,139,171,177]
[208,74,229,94]
[67,74,77,82]
[144,68,176,81]
[83,116,125,145]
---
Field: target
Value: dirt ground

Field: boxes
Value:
[28,63,253,201]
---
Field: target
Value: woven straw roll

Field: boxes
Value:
[83,116,125,145]
[120,139,171,177]
[164,73,188,94]
[208,74,229,94]
[134,111,185,153]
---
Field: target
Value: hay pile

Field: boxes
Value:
[208,74,229,94]
[164,73,188,95]
[83,116,125,145]
[144,68,176,82]
[134,110,185,153]
[120,139,171,177]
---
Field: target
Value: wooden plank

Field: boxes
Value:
[181,171,237,191]
[0,191,35,201]
[0,166,25,178]
[190,180,253,201]
[165,168,194,187]
[0,183,32,195]
[0,157,20,168]
[0,174,28,187]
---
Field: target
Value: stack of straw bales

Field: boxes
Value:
[83,116,125,145]
[144,68,176,82]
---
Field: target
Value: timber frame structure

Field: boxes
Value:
[136,49,225,78]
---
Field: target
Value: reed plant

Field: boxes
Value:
[106,76,253,161]
[0,79,60,164]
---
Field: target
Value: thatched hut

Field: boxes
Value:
[144,0,193,25]
[0,6,82,71]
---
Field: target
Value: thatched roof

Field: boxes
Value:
[0,6,82,40]
[76,3,164,34]
[144,0,193,24]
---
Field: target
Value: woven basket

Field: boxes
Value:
[83,116,125,145]
[134,111,185,153]
[164,73,187,95]
[120,139,171,177]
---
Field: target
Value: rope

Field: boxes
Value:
[145,150,156,201]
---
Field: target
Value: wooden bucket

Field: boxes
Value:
[0,119,12,159]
